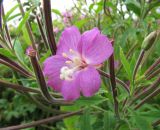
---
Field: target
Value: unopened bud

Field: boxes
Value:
[141,31,159,51]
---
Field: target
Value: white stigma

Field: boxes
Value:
[60,66,75,80]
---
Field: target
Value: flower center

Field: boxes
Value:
[60,49,86,81]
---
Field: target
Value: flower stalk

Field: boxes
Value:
[0,0,3,29]
[145,57,160,76]
[98,69,129,93]
[130,77,160,106]
[146,67,160,80]
[109,40,120,119]
[0,79,40,94]
[27,48,71,105]
[133,30,159,83]
[41,0,57,55]
[17,0,37,50]
[132,50,145,81]
[36,15,49,49]
[0,54,32,77]
[152,119,160,128]
[134,87,160,110]
[0,109,83,130]
[2,5,13,48]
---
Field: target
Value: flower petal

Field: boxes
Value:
[61,79,80,101]
[81,28,113,65]
[56,26,81,55]
[79,28,100,54]
[43,55,66,92]
[78,66,101,97]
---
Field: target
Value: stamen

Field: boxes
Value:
[69,49,74,53]
[65,60,72,64]
[62,53,68,58]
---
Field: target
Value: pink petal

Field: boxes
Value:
[56,26,81,55]
[79,28,100,54]
[78,66,101,97]
[43,55,66,92]
[81,28,113,65]
[61,79,80,101]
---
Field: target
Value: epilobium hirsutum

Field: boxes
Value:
[43,26,113,101]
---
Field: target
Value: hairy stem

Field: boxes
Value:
[0,79,40,94]
[130,77,160,106]
[36,15,49,50]
[134,88,160,110]
[108,40,120,119]
[98,69,129,93]
[17,0,37,50]
[2,5,13,48]
[27,48,72,105]
[133,50,145,81]
[41,0,57,55]
[0,109,83,130]
[0,54,32,77]
[152,119,160,128]
[146,67,160,80]
[145,57,160,76]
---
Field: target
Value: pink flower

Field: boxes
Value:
[43,26,113,101]
[63,17,69,24]
[62,11,72,18]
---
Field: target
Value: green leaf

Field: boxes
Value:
[13,39,25,64]
[40,50,51,63]
[80,109,92,130]
[61,106,80,130]
[89,3,94,12]
[16,8,33,34]
[134,116,153,130]
[95,1,103,14]
[125,0,141,16]
[103,111,116,130]
[0,48,15,58]
[29,0,39,7]
[74,18,89,29]
[119,47,132,80]
[7,13,21,22]
[4,4,20,22]
[52,9,62,16]
[22,26,31,44]
[74,95,107,107]
[149,1,160,10]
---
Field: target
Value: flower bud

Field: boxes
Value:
[141,30,159,51]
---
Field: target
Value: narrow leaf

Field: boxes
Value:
[13,39,25,64]
[103,111,116,130]
[80,109,92,130]
[52,9,62,16]
[16,8,33,34]
[4,4,20,22]
[120,47,132,80]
